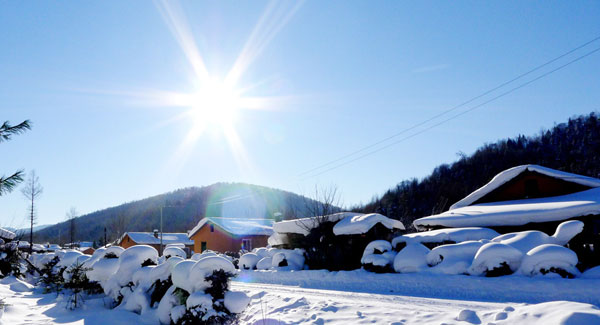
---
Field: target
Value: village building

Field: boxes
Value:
[412,164,600,266]
[272,212,405,270]
[187,217,273,253]
[119,230,194,254]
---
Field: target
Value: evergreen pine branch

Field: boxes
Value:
[0,120,31,143]
[0,170,25,196]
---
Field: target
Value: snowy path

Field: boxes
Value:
[231,282,600,324]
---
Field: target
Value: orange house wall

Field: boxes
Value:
[190,222,269,253]
[119,234,193,253]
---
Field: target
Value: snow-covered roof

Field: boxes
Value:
[414,187,600,230]
[333,213,405,235]
[123,232,193,245]
[0,227,16,240]
[188,217,274,238]
[393,227,500,246]
[273,212,364,236]
[450,164,600,210]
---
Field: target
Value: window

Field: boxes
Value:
[210,224,214,233]
[201,241,207,252]
[241,239,252,251]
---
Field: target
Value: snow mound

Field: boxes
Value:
[426,240,485,275]
[361,240,395,272]
[253,247,269,258]
[172,260,196,293]
[186,291,213,309]
[582,265,600,279]
[469,242,523,276]
[104,245,125,257]
[457,309,480,324]
[256,257,273,270]
[57,250,83,268]
[224,291,250,313]
[148,256,184,285]
[86,257,119,283]
[188,256,236,292]
[113,245,158,287]
[492,220,584,253]
[239,253,261,270]
[393,227,499,248]
[163,247,186,259]
[83,247,106,268]
[519,244,580,278]
[271,250,305,270]
[393,243,430,273]
[333,213,404,235]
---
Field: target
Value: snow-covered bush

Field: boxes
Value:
[426,240,485,275]
[63,262,102,309]
[38,255,62,293]
[361,240,395,273]
[469,242,523,277]
[519,244,580,278]
[256,257,272,270]
[102,245,159,304]
[239,253,260,270]
[393,243,430,273]
[163,247,186,259]
[0,243,24,278]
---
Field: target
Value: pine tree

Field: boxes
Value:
[0,120,31,196]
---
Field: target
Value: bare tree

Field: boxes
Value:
[21,170,43,254]
[66,207,78,246]
[0,120,31,196]
[108,214,130,243]
[298,184,343,231]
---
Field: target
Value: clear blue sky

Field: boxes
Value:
[1,1,599,227]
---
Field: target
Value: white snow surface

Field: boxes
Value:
[0,227,16,240]
[113,245,158,287]
[223,291,250,314]
[519,244,580,277]
[414,187,600,229]
[56,250,83,268]
[393,227,499,247]
[393,243,430,273]
[333,213,405,235]
[273,212,364,235]
[256,257,273,270]
[469,242,524,276]
[583,265,600,279]
[426,240,486,275]
[492,220,584,253]
[104,245,125,257]
[361,240,396,267]
[171,260,196,293]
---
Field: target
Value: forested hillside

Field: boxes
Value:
[358,112,600,230]
[34,183,318,245]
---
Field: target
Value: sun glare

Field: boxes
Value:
[188,79,242,130]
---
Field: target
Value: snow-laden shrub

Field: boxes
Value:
[239,253,261,270]
[469,242,523,277]
[0,243,24,278]
[361,240,395,273]
[256,257,272,270]
[426,240,485,275]
[86,256,119,283]
[163,247,186,259]
[188,256,236,293]
[270,249,305,270]
[253,247,269,259]
[102,245,159,303]
[57,250,84,269]
[519,244,580,278]
[82,248,106,269]
[38,256,62,293]
[393,243,430,273]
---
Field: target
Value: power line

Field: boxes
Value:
[302,45,600,179]
[298,35,600,177]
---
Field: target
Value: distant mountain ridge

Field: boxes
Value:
[34,182,320,245]
[357,112,600,230]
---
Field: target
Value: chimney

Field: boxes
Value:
[153,229,159,238]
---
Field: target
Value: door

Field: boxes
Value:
[201,241,207,252]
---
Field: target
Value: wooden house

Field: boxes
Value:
[119,230,194,253]
[187,217,273,253]
[413,164,600,267]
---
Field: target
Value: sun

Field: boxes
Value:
[188,78,242,130]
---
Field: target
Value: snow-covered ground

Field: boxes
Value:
[2,271,600,324]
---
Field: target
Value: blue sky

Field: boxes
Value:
[1,1,599,227]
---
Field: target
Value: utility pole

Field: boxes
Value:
[160,207,164,255]
[104,227,107,246]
